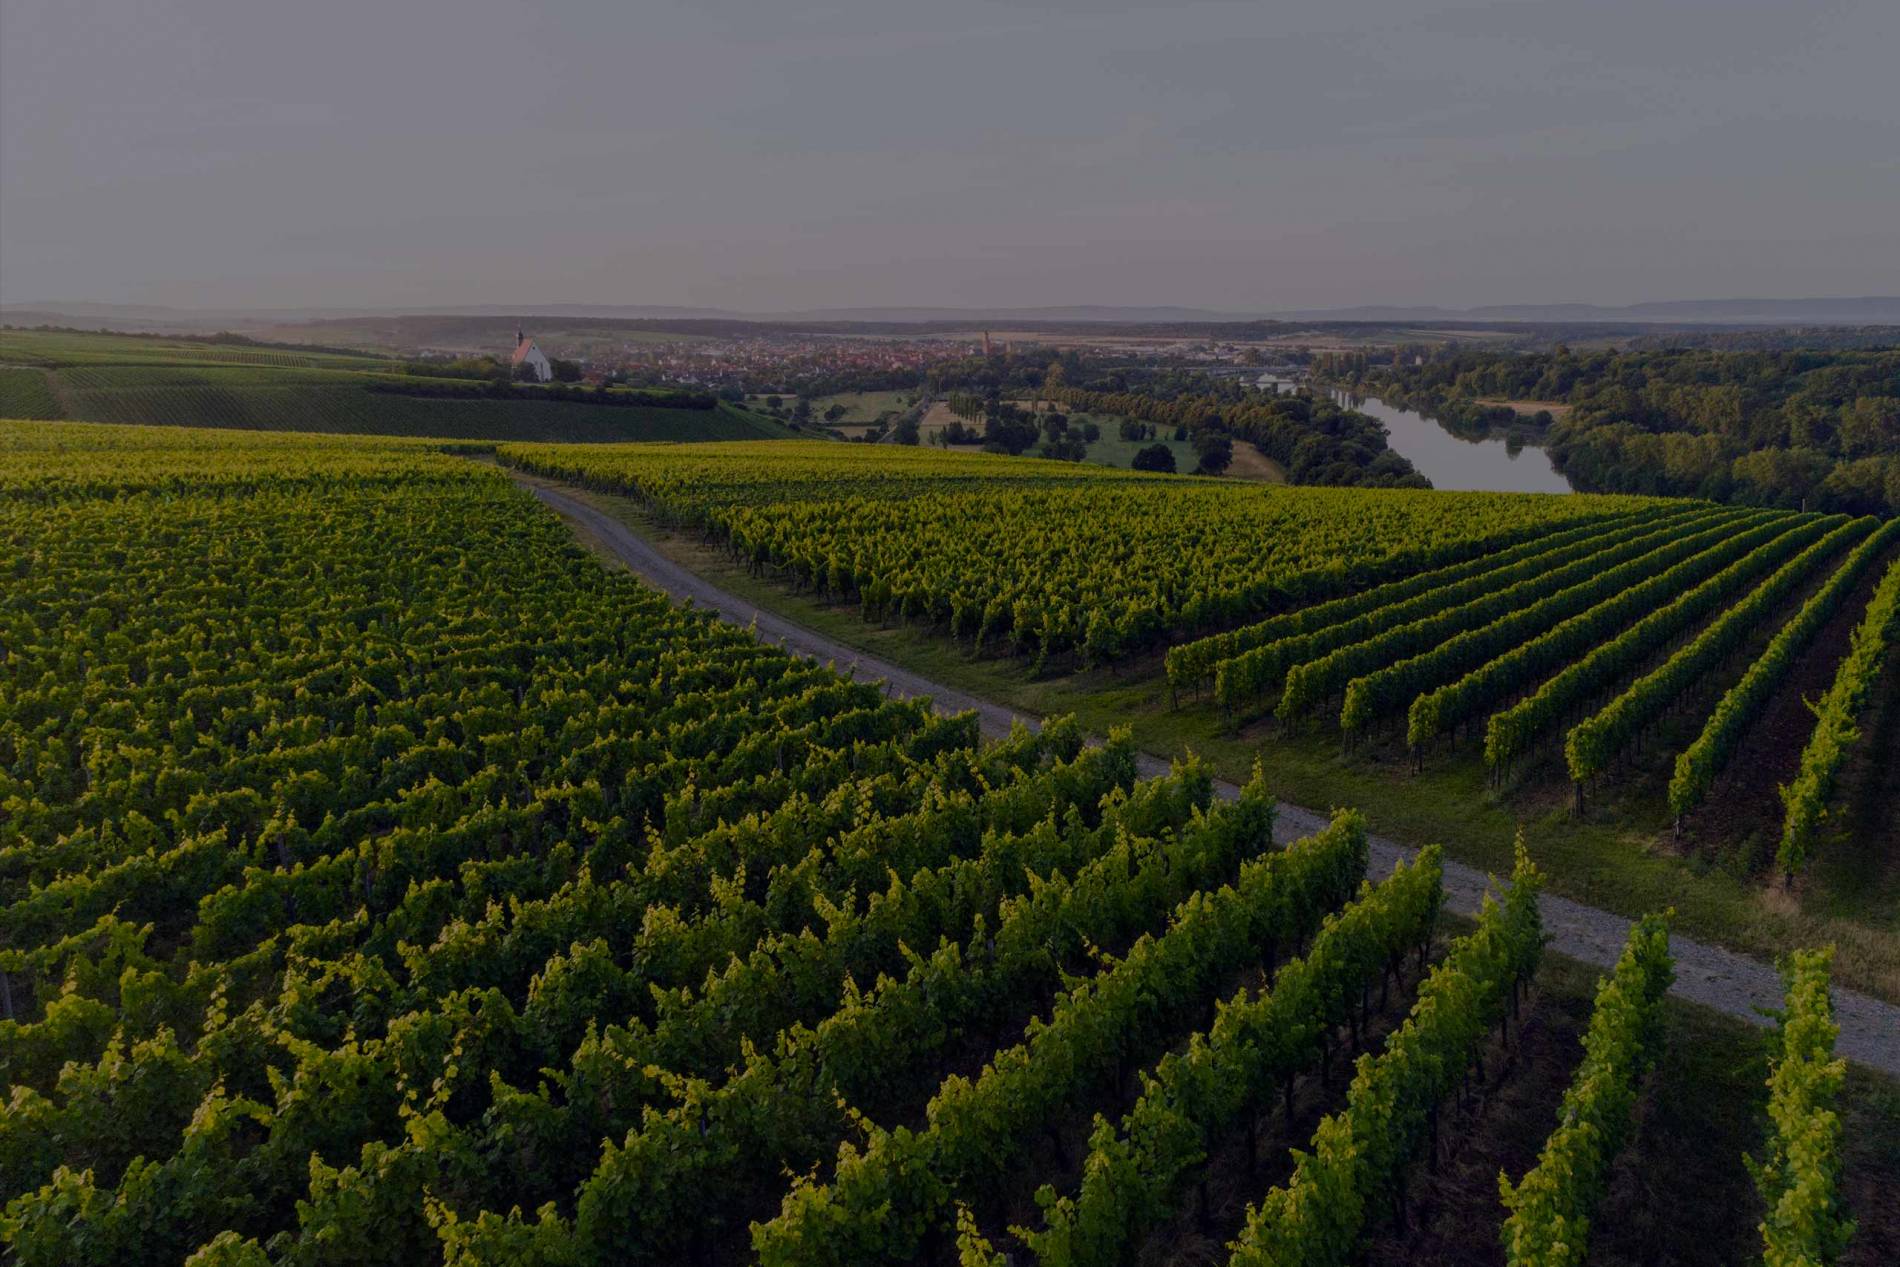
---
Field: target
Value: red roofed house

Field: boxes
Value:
[510,329,553,383]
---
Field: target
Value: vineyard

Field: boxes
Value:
[4,421,1888,1265]
[0,329,790,443]
[1163,494,1900,879]
[500,439,1900,893]
[498,441,1644,667]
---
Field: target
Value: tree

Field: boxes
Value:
[1119,418,1147,442]
[982,412,1040,455]
[549,358,583,383]
[1132,443,1177,473]
[1193,433,1234,475]
[793,398,813,423]
[824,403,848,422]
[1039,434,1087,462]
[1839,396,1900,457]
[1080,421,1100,442]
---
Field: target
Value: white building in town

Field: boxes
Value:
[510,329,553,382]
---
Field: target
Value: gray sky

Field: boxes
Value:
[3,0,1896,312]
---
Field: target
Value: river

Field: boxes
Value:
[1327,389,1575,494]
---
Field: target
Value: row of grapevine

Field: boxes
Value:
[1338,513,1803,739]
[1498,913,1674,1266]
[499,441,1653,664]
[1277,510,1758,723]
[371,715,1070,1029]
[1483,516,1859,776]
[1670,519,1900,820]
[1428,505,1831,759]
[1455,511,1835,768]
[1748,947,1855,1266]
[3,423,1188,1263]
[136,757,1245,1267]
[557,764,1269,1262]
[1225,845,1546,1266]
[1777,557,1900,876]
[8,705,1003,1084]
[1162,508,1666,698]
[1561,517,1866,784]
[417,721,1098,1039]
[1211,509,1724,718]
[1018,846,1446,1267]
[3,737,1186,1264]
[606,751,1148,1085]
[750,808,1374,1266]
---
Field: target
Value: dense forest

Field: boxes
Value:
[1337,346,1900,513]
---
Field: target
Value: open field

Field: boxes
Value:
[1228,438,1292,481]
[0,327,396,371]
[927,400,1288,480]
[0,328,792,442]
[809,388,918,421]
[1070,428,1203,470]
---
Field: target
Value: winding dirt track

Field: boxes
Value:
[519,476,1900,1076]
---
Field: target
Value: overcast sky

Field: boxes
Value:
[3,0,1896,312]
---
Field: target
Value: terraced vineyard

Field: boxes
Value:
[6,422,1883,1266]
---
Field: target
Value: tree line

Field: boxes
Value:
[1338,345,1900,513]
[371,378,718,410]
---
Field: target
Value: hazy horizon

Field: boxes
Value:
[4,0,1897,313]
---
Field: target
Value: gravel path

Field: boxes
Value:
[521,476,1900,1076]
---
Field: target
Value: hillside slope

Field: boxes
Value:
[0,328,793,442]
